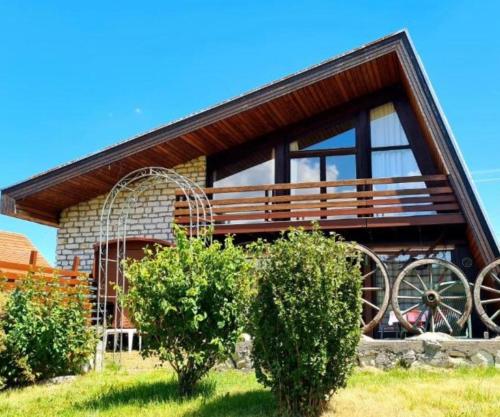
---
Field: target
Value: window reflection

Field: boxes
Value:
[290,157,320,195]
[213,148,275,200]
[326,155,356,219]
[290,119,355,151]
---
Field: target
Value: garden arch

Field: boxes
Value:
[95,167,213,368]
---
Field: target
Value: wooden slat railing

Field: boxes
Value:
[174,175,465,234]
[0,252,94,311]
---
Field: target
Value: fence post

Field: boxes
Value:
[71,256,80,273]
[29,250,38,267]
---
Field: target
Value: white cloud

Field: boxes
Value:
[474,177,500,184]
[471,168,500,175]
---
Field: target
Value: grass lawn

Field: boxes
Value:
[0,361,499,417]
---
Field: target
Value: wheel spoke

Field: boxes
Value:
[416,272,428,291]
[491,272,500,285]
[397,295,421,300]
[438,281,459,294]
[430,308,435,332]
[441,295,466,300]
[401,303,421,316]
[437,306,453,333]
[362,269,377,280]
[360,316,366,326]
[490,309,500,322]
[480,285,500,296]
[441,301,462,316]
[429,265,433,289]
[362,298,380,311]
[362,287,383,291]
[402,279,424,294]
[481,297,500,305]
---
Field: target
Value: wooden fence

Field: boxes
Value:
[0,250,94,312]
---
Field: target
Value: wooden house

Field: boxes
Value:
[1,31,498,337]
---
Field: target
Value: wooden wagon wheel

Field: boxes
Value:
[474,258,500,334]
[353,244,390,334]
[392,258,472,334]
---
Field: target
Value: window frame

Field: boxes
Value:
[206,88,436,187]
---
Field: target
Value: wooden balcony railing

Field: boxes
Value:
[174,175,465,235]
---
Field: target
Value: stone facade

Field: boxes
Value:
[223,333,500,371]
[357,334,500,370]
[56,157,206,271]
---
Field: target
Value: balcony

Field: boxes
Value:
[174,175,464,235]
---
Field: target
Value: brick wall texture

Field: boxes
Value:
[56,157,206,271]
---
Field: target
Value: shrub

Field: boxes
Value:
[0,275,96,388]
[250,228,362,417]
[0,291,7,389]
[124,227,253,396]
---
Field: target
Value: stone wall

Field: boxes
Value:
[224,333,500,371]
[56,157,206,271]
[358,334,500,369]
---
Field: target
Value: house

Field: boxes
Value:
[0,231,51,268]
[1,31,498,337]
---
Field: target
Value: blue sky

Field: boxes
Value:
[1,1,499,264]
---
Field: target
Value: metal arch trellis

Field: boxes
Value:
[95,167,213,369]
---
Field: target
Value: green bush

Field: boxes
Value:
[124,227,253,396]
[0,291,7,390]
[0,276,96,388]
[250,228,362,417]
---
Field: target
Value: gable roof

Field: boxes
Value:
[1,30,498,263]
[0,231,51,267]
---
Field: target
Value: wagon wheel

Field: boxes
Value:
[392,258,472,335]
[353,244,390,334]
[474,259,500,334]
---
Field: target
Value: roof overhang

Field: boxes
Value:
[1,30,498,262]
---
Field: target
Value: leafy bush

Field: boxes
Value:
[0,291,7,390]
[124,227,253,396]
[0,276,96,388]
[250,228,362,417]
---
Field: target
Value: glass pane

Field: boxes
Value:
[290,119,355,151]
[213,149,275,225]
[372,149,432,217]
[290,157,320,220]
[371,149,420,179]
[376,250,453,338]
[213,148,274,200]
[325,155,356,181]
[290,157,320,184]
[326,155,356,219]
[370,102,409,147]
[290,157,320,201]
[326,154,356,191]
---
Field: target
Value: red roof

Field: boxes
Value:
[0,231,51,267]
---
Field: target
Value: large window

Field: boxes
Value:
[212,147,275,199]
[289,119,357,192]
[208,95,430,195]
[370,102,421,179]
[370,102,429,217]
